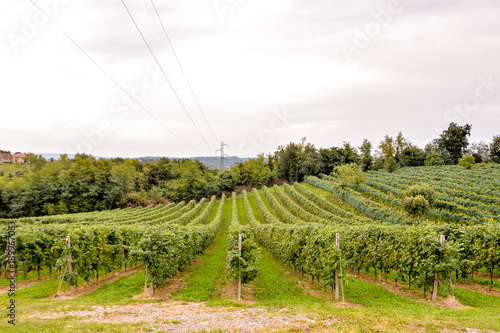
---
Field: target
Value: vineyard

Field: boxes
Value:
[1,164,499,332]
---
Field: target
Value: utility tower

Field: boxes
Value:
[215,142,229,171]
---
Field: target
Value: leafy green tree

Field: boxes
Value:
[274,138,322,182]
[399,146,425,167]
[339,142,360,165]
[424,150,444,166]
[26,153,48,172]
[490,135,500,163]
[394,131,411,162]
[359,139,374,171]
[436,122,472,164]
[378,135,395,158]
[466,141,490,163]
[319,147,343,174]
[372,158,384,171]
[301,143,323,176]
[383,156,397,172]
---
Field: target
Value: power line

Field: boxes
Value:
[148,0,220,144]
[119,0,214,153]
[27,0,204,155]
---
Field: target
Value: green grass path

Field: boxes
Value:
[174,199,230,301]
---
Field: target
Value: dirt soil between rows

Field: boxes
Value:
[27,301,340,332]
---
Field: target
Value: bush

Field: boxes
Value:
[458,155,475,169]
[402,184,435,216]
[402,195,430,217]
[333,163,366,187]
[403,184,435,206]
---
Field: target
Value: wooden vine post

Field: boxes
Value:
[1,237,9,279]
[432,235,445,301]
[7,237,15,291]
[238,234,242,301]
[335,233,340,301]
[66,236,74,294]
[121,233,125,272]
[148,236,153,296]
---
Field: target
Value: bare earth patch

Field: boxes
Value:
[27,301,340,332]
[220,279,256,304]
[133,270,189,300]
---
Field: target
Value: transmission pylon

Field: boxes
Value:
[215,142,229,171]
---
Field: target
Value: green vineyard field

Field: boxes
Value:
[1,164,499,332]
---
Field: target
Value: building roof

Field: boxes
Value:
[0,153,12,158]
[12,153,27,158]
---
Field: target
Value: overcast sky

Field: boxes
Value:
[1,0,499,158]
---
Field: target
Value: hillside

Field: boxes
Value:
[1,164,499,332]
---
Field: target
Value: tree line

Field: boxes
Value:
[1,122,498,218]
[267,122,499,182]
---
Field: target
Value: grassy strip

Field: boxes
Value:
[251,245,329,309]
[302,182,372,218]
[0,278,59,302]
[246,192,264,223]
[206,200,221,223]
[76,270,145,304]
[454,286,500,308]
[173,199,229,301]
[466,274,500,289]
[236,196,246,225]
[256,189,281,220]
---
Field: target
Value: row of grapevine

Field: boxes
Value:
[284,184,372,225]
[1,204,157,225]
[365,175,499,220]
[272,185,325,223]
[251,189,280,224]
[225,193,259,283]
[307,176,412,225]
[243,188,500,291]
[132,194,226,289]
[0,196,223,292]
[293,183,373,223]
[375,164,500,205]
[261,186,302,224]
[189,197,218,226]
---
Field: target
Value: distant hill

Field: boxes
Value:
[36,153,250,170]
[188,156,250,170]
[135,155,250,170]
